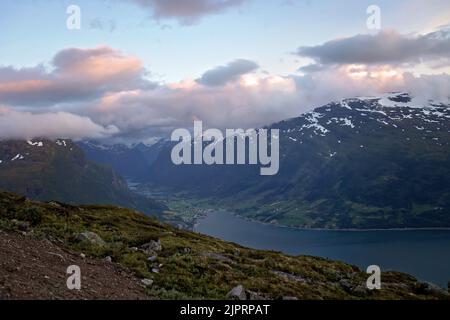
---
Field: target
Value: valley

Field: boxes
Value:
[1,191,449,300]
[145,93,450,230]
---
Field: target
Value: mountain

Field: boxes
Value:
[0,139,165,215]
[1,190,448,300]
[78,140,165,182]
[147,93,450,229]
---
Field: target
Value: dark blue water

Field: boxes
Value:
[195,211,450,287]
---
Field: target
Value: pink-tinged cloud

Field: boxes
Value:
[0,107,119,140]
[1,44,450,143]
[84,65,450,142]
[0,46,154,107]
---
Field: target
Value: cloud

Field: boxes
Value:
[297,28,450,69]
[0,46,154,107]
[1,45,450,144]
[129,0,247,24]
[0,107,119,140]
[84,74,299,141]
[196,59,259,86]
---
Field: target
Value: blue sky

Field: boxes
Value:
[0,0,449,142]
[1,0,449,82]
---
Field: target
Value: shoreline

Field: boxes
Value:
[198,210,450,232]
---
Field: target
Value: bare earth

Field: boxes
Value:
[0,230,151,300]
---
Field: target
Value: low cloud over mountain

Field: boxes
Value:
[1,25,450,142]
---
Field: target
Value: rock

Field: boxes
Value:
[247,290,266,300]
[141,239,162,253]
[273,271,308,283]
[282,296,298,300]
[48,201,62,208]
[228,285,247,300]
[152,267,160,274]
[147,255,158,262]
[130,247,139,252]
[201,252,233,263]
[75,232,106,247]
[352,285,368,297]
[104,256,112,263]
[80,253,86,259]
[339,279,353,293]
[141,279,154,287]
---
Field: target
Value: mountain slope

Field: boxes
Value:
[1,191,448,300]
[78,140,165,182]
[0,139,165,215]
[0,230,150,300]
[148,93,450,229]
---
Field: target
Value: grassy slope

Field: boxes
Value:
[0,191,448,300]
[0,140,165,215]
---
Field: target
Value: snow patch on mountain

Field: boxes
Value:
[27,140,43,147]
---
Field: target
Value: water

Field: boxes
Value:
[195,211,450,287]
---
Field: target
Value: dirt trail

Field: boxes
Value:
[0,230,151,300]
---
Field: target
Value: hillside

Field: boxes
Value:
[0,139,165,215]
[0,191,449,300]
[147,93,450,229]
[79,140,165,182]
[0,230,149,300]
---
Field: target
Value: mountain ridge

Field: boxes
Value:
[145,93,450,229]
[0,139,166,215]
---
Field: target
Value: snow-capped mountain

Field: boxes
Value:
[147,93,450,229]
[0,139,166,215]
[78,139,166,181]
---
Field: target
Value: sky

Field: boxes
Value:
[0,0,450,143]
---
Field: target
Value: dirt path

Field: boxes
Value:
[0,230,151,300]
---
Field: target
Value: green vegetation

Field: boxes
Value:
[0,140,165,215]
[147,102,450,229]
[1,191,448,300]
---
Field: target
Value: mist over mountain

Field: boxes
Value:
[143,93,450,229]
[78,140,166,181]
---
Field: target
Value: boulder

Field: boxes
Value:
[141,279,154,287]
[141,239,162,253]
[228,285,247,300]
[75,232,106,247]
[151,267,160,274]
